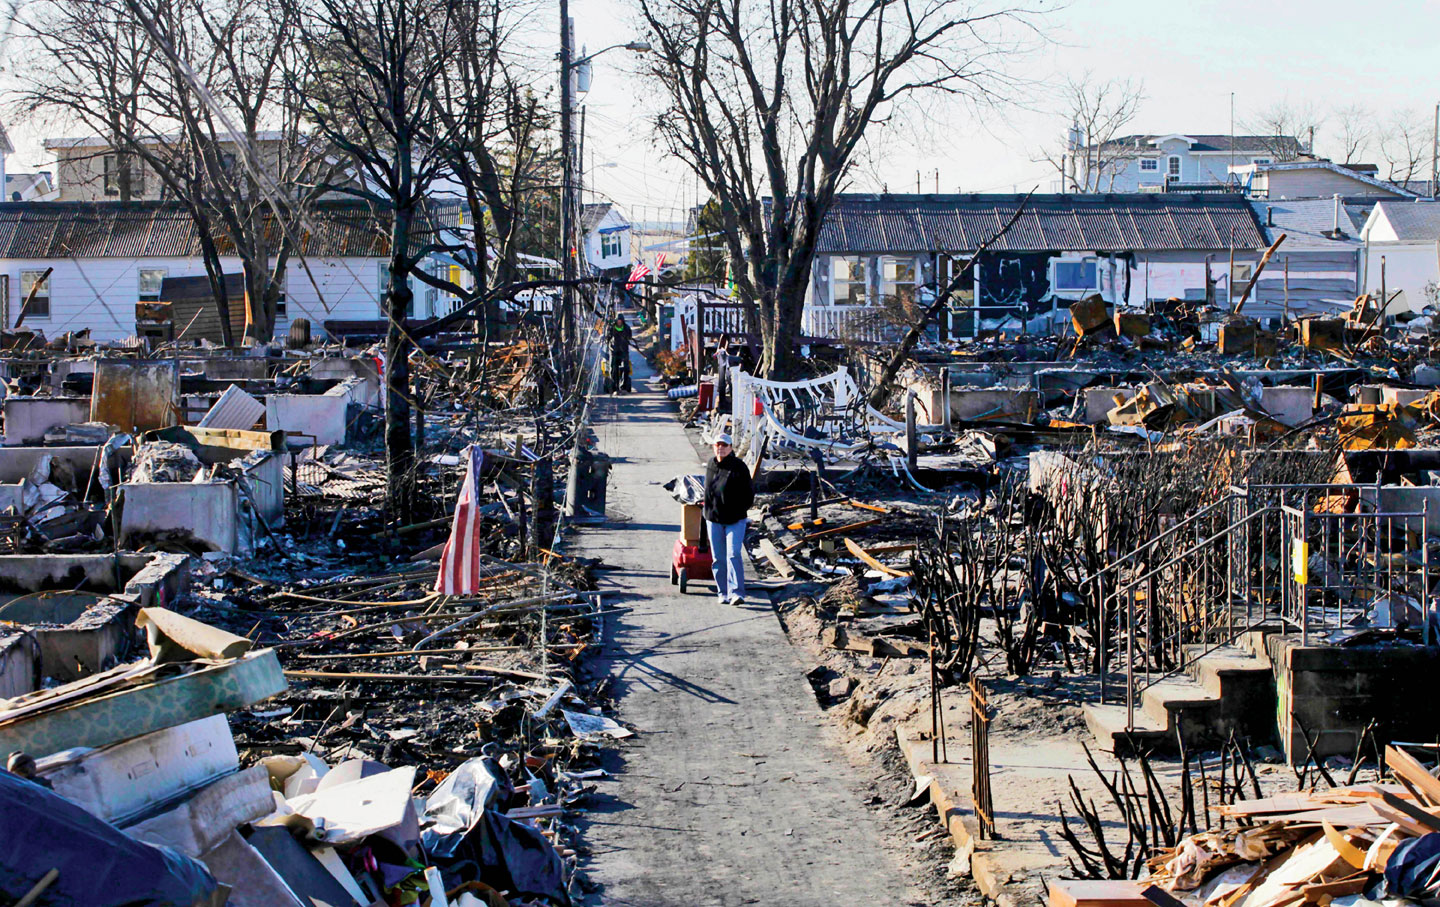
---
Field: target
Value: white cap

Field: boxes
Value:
[714,433,733,445]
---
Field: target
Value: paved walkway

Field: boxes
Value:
[573,354,915,906]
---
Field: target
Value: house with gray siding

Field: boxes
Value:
[806,193,1269,338]
[1231,160,1417,200]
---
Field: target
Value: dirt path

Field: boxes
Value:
[571,355,933,906]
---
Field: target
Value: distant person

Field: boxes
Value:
[703,433,754,605]
[609,314,633,393]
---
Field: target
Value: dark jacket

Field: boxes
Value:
[703,452,754,525]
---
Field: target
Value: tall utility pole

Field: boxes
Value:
[558,0,576,353]
[1431,101,1437,199]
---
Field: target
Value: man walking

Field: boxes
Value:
[703,433,754,605]
[609,314,633,393]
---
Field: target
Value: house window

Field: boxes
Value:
[19,270,50,320]
[377,262,415,317]
[137,268,166,302]
[1167,156,1181,178]
[600,231,624,258]
[274,272,286,317]
[831,256,868,305]
[879,256,917,309]
[103,154,144,196]
[1054,259,1098,292]
[1139,158,1159,172]
[1231,263,1253,285]
[1252,158,1271,166]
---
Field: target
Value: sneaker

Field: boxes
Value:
[729,596,746,606]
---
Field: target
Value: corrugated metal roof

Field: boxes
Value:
[0,201,455,259]
[816,193,1266,253]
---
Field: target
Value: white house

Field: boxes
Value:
[1358,200,1440,315]
[0,201,441,342]
[580,202,632,272]
[1229,160,1417,201]
[1068,133,1303,192]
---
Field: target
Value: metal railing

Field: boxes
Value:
[1280,503,1431,645]
[1086,480,1431,733]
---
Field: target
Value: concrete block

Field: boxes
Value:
[1383,386,1430,408]
[266,393,347,446]
[1414,365,1440,386]
[203,358,269,381]
[310,357,381,408]
[1085,387,1134,425]
[119,482,241,553]
[0,633,40,700]
[3,396,90,444]
[1259,387,1314,427]
[0,593,138,685]
[950,388,1039,422]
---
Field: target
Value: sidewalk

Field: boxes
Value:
[573,354,918,906]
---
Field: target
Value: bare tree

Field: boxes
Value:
[1331,103,1372,165]
[9,0,335,344]
[638,0,1040,378]
[1041,73,1145,192]
[1243,100,1320,161]
[1375,108,1430,188]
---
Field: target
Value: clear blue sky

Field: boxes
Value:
[577,0,1440,219]
[5,0,1437,220]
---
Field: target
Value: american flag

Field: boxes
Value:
[656,252,669,270]
[625,263,651,290]
[436,445,485,595]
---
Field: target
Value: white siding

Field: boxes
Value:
[584,209,632,270]
[282,257,384,330]
[0,255,385,342]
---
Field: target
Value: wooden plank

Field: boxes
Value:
[1385,746,1440,806]
[1049,880,1149,907]
[783,518,883,552]
[843,537,910,578]
[1378,791,1440,832]
[757,537,795,580]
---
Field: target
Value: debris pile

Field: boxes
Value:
[1051,746,1440,907]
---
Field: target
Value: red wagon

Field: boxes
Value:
[669,502,713,593]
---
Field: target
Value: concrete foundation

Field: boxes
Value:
[267,392,348,446]
[1259,386,1314,427]
[3,396,91,444]
[1268,633,1440,762]
[950,388,1039,422]
[0,552,187,691]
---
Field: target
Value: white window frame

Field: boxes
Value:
[1167,156,1182,178]
[1139,158,1159,172]
[103,154,144,196]
[274,271,287,318]
[137,267,166,302]
[1053,257,1099,293]
[19,269,51,320]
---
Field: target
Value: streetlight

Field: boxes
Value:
[557,14,648,356]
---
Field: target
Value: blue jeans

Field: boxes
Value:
[707,518,748,602]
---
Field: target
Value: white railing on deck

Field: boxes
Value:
[670,294,754,351]
[801,305,896,343]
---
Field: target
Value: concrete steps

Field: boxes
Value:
[1082,641,1277,754]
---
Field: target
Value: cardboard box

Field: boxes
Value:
[682,503,705,543]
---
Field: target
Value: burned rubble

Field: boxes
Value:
[663,285,1440,907]
[0,317,626,906]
